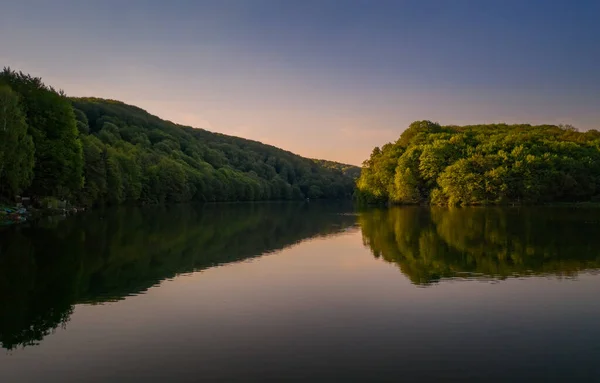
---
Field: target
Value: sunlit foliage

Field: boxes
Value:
[356,120,600,205]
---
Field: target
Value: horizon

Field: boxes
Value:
[2,0,599,166]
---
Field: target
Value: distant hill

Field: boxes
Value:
[311,159,361,179]
[71,97,360,205]
[0,68,359,205]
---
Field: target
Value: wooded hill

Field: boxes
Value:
[356,120,600,205]
[0,68,359,206]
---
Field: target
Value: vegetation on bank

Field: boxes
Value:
[356,120,600,206]
[0,68,358,207]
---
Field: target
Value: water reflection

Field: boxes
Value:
[3,203,600,353]
[0,202,355,350]
[359,207,600,285]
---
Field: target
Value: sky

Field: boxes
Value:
[1,0,599,165]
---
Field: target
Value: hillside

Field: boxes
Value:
[0,68,359,206]
[356,120,600,206]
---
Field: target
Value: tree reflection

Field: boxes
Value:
[0,202,355,350]
[359,207,600,285]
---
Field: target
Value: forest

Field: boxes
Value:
[356,120,600,205]
[0,68,359,207]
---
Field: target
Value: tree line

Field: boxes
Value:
[0,68,358,206]
[356,120,600,205]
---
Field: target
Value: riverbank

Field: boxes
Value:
[0,204,84,226]
[357,199,600,208]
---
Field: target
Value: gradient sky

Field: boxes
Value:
[2,0,599,165]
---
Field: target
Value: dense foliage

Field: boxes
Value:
[0,85,34,197]
[357,120,600,205]
[359,207,600,285]
[0,202,355,349]
[0,69,83,200]
[0,68,358,205]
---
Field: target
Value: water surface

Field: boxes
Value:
[1,204,599,382]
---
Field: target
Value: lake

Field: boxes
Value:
[1,203,600,382]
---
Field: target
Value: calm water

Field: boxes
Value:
[1,203,600,382]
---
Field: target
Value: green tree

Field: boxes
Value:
[80,135,107,206]
[0,85,35,198]
[0,68,83,199]
[2,68,361,206]
[357,121,600,206]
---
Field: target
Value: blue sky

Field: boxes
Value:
[1,0,599,165]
